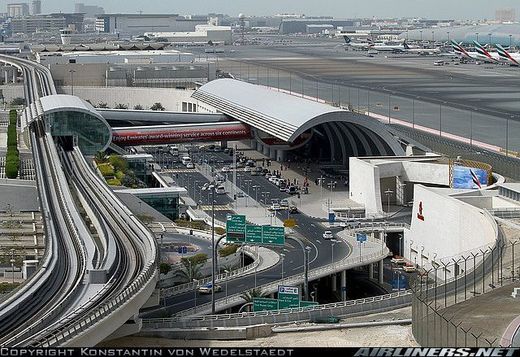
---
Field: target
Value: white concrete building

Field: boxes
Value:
[145,25,233,45]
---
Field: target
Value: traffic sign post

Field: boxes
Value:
[245,225,263,244]
[278,285,300,309]
[356,233,367,261]
[328,212,335,224]
[253,297,279,312]
[226,214,246,243]
[262,226,285,246]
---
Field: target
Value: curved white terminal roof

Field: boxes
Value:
[193,78,348,142]
[193,79,404,156]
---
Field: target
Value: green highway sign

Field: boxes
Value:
[245,225,263,244]
[262,226,285,246]
[278,285,300,309]
[299,301,319,308]
[226,215,246,243]
[253,297,279,312]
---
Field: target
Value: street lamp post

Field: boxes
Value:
[244,179,252,207]
[10,249,15,284]
[331,239,338,265]
[252,185,260,206]
[280,253,285,280]
[447,31,450,42]
[488,33,492,45]
[420,30,423,42]
[475,32,479,42]
[202,182,217,314]
[509,34,513,49]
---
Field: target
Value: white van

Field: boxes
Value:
[216,185,226,194]
[181,156,192,165]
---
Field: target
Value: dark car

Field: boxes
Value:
[289,205,298,214]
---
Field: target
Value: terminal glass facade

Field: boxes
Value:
[45,110,111,155]
[138,194,179,220]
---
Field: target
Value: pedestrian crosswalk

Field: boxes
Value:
[198,204,232,211]
[161,168,197,173]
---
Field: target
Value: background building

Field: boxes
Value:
[495,8,516,23]
[75,2,104,19]
[279,18,357,34]
[31,0,40,15]
[7,3,29,18]
[95,14,207,37]
[146,25,233,45]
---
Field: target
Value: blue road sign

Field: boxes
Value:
[328,212,336,223]
[178,246,188,254]
[356,233,367,243]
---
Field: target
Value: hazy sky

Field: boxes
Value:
[4,0,520,19]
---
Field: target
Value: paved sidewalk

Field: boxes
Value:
[231,141,363,220]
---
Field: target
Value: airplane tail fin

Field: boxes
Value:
[496,43,519,65]
[343,36,351,44]
[473,40,493,59]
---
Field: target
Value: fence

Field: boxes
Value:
[216,60,520,176]
[411,234,520,347]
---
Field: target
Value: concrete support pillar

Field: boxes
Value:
[379,259,384,284]
[331,273,337,292]
[12,69,16,83]
[269,147,276,160]
[277,149,287,162]
[249,139,256,148]
[340,270,347,301]
[4,70,8,84]
[220,140,228,149]
[369,263,374,279]
[396,176,405,206]
[263,144,270,156]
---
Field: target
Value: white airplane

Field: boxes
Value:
[495,44,520,66]
[450,40,495,63]
[342,36,374,50]
[472,41,502,63]
[402,42,441,55]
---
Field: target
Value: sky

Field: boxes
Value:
[4,0,520,20]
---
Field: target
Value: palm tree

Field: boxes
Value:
[114,103,128,109]
[94,151,108,164]
[178,260,203,283]
[133,104,144,110]
[150,102,165,111]
[240,288,266,303]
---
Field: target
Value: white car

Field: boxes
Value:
[216,185,226,194]
[280,199,290,208]
[221,166,232,173]
[322,231,333,240]
[186,162,194,169]
[270,203,282,211]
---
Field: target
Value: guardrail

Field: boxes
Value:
[142,290,412,329]
[160,245,261,298]
[162,236,388,318]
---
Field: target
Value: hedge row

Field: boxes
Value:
[5,110,19,179]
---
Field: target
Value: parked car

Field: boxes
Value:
[391,257,406,265]
[186,162,195,169]
[270,203,282,211]
[322,231,333,240]
[198,283,222,294]
[216,185,226,194]
[403,264,416,272]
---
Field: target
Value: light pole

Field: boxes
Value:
[509,34,513,49]
[193,277,198,307]
[244,179,252,207]
[280,253,285,280]
[252,185,260,206]
[447,31,450,43]
[384,189,393,214]
[69,69,76,96]
[318,175,325,201]
[224,269,229,298]
[202,182,217,314]
[10,248,15,284]
[331,239,338,265]
[304,246,311,300]
[488,33,491,45]
[475,32,479,43]
[420,30,423,42]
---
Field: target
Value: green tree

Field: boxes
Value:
[94,151,108,164]
[108,155,128,172]
[240,288,267,303]
[178,260,203,282]
[133,104,144,110]
[150,102,165,111]
[159,262,172,275]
